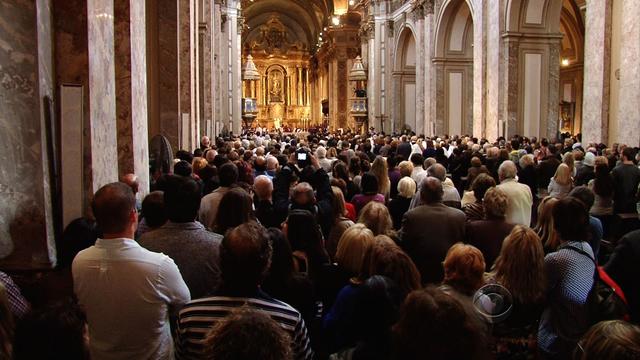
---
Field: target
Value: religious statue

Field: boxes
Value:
[270,78,282,97]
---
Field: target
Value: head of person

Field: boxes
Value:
[215,188,255,234]
[621,147,636,162]
[426,163,447,182]
[266,156,279,172]
[353,275,403,343]
[220,222,272,293]
[519,154,535,170]
[254,175,273,201]
[335,224,375,276]
[371,156,390,192]
[420,177,444,205]
[471,174,496,202]
[498,160,517,182]
[359,239,421,297]
[410,153,424,167]
[291,182,316,209]
[552,196,590,243]
[398,161,414,178]
[442,243,486,296]
[553,163,573,186]
[192,157,208,177]
[200,136,211,149]
[331,186,348,220]
[13,300,89,360]
[358,201,394,237]
[219,162,239,187]
[174,160,193,177]
[482,187,508,220]
[254,156,267,172]
[360,173,380,195]
[284,209,323,256]
[315,146,327,159]
[162,175,201,223]
[535,196,560,250]
[141,191,167,229]
[392,286,487,360]
[569,186,595,213]
[120,173,139,194]
[262,228,294,289]
[92,182,137,237]
[397,176,417,199]
[423,158,437,170]
[205,308,292,360]
[492,225,545,304]
[470,157,482,168]
[574,320,640,360]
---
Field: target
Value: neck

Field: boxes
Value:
[102,231,134,240]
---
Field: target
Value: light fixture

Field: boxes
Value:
[324,27,328,31]
[242,54,260,81]
[561,58,570,67]
[349,0,355,5]
[332,16,340,26]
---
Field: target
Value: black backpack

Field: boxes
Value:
[564,246,630,324]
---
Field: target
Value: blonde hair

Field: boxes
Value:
[192,157,208,176]
[397,177,417,198]
[358,201,395,237]
[519,154,534,169]
[335,224,375,276]
[576,320,640,360]
[553,163,573,186]
[491,225,546,304]
[562,152,575,173]
[483,187,508,219]
[331,186,348,219]
[443,243,486,296]
[595,155,608,167]
[398,161,414,178]
[370,157,390,196]
[327,147,338,159]
[534,196,560,251]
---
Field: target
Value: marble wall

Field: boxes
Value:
[158,0,180,150]
[0,0,55,268]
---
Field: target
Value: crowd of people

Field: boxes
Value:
[2,129,640,359]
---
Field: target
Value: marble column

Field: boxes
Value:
[0,0,56,268]
[501,37,519,139]
[423,8,435,135]
[178,0,199,150]
[582,0,611,145]
[472,0,486,139]
[615,0,640,146]
[114,0,150,194]
[158,0,180,149]
[88,0,119,191]
[485,0,502,141]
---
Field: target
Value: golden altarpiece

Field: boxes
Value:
[242,16,313,130]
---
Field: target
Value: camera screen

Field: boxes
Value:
[297,153,307,161]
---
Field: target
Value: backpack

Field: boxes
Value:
[564,246,630,324]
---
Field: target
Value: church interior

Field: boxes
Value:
[1,0,640,357]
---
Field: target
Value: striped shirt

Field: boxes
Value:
[176,291,314,360]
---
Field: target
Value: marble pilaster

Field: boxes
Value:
[87,0,119,192]
[472,0,485,138]
[0,0,56,268]
[485,0,502,141]
[114,0,150,194]
[615,0,640,146]
[545,41,561,141]
[158,0,179,150]
[501,38,519,139]
[582,0,611,145]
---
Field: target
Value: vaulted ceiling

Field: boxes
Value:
[241,0,334,52]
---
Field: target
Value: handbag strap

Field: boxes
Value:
[561,245,599,281]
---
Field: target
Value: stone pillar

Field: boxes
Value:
[157,0,179,149]
[0,0,56,268]
[501,37,519,139]
[472,0,486,139]
[582,0,611,145]
[485,0,502,141]
[114,0,150,194]
[615,0,640,146]
[88,0,119,191]
[178,0,199,150]
[423,5,435,135]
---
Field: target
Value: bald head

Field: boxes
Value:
[420,177,444,204]
[254,156,267,171]
[120,173,139,194]
[266,156,279,171]
[426,163,446,181]
[254,175,273,201]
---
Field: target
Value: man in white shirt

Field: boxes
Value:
[199,162,238,230]
[496,160,533,226]
[73,182,190,360]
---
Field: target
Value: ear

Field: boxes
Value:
[130,208,138,224]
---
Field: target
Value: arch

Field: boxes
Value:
[393,27,417,132]
[434,0,474,136]
[505,0,564,33]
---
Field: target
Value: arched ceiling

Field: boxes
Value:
[242,0,334,52]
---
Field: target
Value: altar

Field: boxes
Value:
[242,15,313,130]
